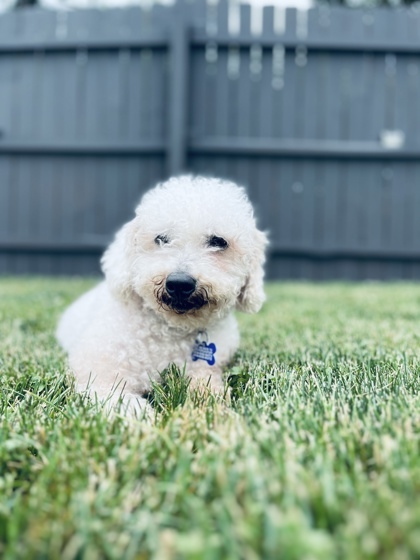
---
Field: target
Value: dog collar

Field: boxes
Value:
[191,330,216,366]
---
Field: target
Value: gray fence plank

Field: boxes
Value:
[283,8,297,43]
[217,0,229,35]
[190,46,205,140]
[321,160,338,252]
[405,55,420,148]
[281,50,297,139]
[259,45,273,139]
[83,50,98,141]
[412,165,420,259]
[215,49,229,139]
[298,163,316,278]
[0,159,11,240]
[168,8,189,175]
[239,3,252,38]
[0,56,14,141]
[154,50,168,139]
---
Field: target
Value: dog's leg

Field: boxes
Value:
[103,392,153,419]
[69,346,154,419]
[76,381,153,419]
[186,363,226,396]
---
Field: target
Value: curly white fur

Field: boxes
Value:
[56,176,268,415]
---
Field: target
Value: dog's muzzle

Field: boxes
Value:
[161,272,207,314]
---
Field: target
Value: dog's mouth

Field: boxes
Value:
[153,277,212,315]
[162,292,208,314]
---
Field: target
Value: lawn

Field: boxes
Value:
[0,278,419,560]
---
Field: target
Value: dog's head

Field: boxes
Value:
[101,176,268,329]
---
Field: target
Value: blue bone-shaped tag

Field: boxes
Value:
[191,340,216,366]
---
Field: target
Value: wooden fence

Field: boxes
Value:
[0,1,420,279]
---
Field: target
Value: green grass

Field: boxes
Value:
[0,278,419,560]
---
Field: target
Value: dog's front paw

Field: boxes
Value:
[188,368,230,401]
[105,393,153,420]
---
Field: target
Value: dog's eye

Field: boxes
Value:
[207,235,228,250]
[155,234,170,246]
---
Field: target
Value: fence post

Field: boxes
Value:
[168,3,190,176]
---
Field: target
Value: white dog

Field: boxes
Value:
[57,176,268,415]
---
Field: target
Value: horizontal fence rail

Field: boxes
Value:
[0,141,166,156]
[189,138,420,160]
[4,138,420,159]
[0,0,420,279]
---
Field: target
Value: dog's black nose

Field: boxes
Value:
[166,273,196,299]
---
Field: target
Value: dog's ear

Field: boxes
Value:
[101,218,139,301]
[236,228,268,314]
